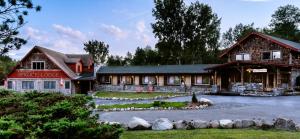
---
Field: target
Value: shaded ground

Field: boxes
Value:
[97,95,300,124]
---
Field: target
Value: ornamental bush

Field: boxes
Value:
[192,93,198,103]
[0,90,123,139]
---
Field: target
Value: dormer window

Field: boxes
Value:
[32,61,45,70]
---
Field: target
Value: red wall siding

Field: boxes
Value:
[8,70,69,79]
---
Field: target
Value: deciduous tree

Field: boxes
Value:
[84,40,109,65]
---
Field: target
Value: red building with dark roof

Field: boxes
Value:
[5,46,94,94]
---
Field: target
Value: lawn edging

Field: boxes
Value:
[100,117,300,132]
[92,92,193,100]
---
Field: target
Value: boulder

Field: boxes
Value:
[219,119,233,129]
[191,120,208,129]
[242,119,255,128]
[128,117,151,130]
[174,120,191,129]
[295,124,300,132]
[261,120,274,130]
[274,117,296,131]
[233,119,243,128]
[152,118,173,131]
[199,98,214,106]
[209,120,220,128]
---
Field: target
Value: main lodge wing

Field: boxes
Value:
[6,46,94,94]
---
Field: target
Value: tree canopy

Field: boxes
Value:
[0,0,41,56]
[84,40,109,65]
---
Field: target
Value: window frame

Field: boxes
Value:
[272,50,281,59]
[194,75,210,85]
[100,76,111,84]
[167,75,181,85]
[44,81,56,89]
[31,61,45,70]
[7,81,13,89]
[22,81,34,89]
[235,53,251,61]
[65,81,71,89]
[142,76,157,85]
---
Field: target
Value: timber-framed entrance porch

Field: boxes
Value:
[207,61,292,92]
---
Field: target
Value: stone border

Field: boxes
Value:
[100,117,300,132]
[96,104,209,112]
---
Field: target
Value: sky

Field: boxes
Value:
[8,0,300,59]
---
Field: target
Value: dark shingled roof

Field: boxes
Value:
[97,64,219,74]
[264,34,300,50]
[34,46,93,79]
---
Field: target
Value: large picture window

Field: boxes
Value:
[235,53,250,61]
[272,51,281,59]
[44,81,56,89]
[100,76,111,84]
[22,81,34,89]
[32,61,45,70]
[142,76,156,85]
[167,76,181,85]
[195,75,210,85]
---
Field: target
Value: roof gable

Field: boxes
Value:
[220,32,300,58]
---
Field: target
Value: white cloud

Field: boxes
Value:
[136,21,146,32]
[25,27,48,41]
[101,24,128,40]
[52,24,87,41]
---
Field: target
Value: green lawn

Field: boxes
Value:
[94,92,186,99]
[97,101,188,110]
[121,129,300,139]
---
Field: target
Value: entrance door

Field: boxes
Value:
[221,73,229,90]
[79,81,92,94]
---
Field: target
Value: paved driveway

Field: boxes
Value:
[97,95,300,124]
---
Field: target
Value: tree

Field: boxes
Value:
[0,0,41,56]
[84,40,109,65]
[107,55,125,66]
[131,46,161,65]
[183,2,221,64]
[152,0,221,64]
[221,23,257,48]
[269,5,300,42]
[152,0,185,64]
[0,56,16,84]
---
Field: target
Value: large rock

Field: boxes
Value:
[174,120,191,129]
[274,117,296,131]
[242,119,255,128]
[219,119,233,129]
[209,120,220,128]
[233,119,243,128]
[199,98,214,106]
[191,120,208,129]
[128,117,151,130]
[152,118,173,131]
[261,120,274,130]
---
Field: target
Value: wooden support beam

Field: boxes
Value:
[241,66,244,85]
[266,72,269,88]
[277,68,280,88]
[214,71,217,85]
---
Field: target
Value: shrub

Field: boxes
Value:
[0,90,123,139]
[153,101,161,107]
[192,93,198,103]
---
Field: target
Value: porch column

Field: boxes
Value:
[266,72,269,88]
[214,71,217,85]
[277,68,280,88]
[241,66,244,85]
[89,81,92,91]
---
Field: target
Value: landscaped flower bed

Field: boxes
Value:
[93,91,190,100]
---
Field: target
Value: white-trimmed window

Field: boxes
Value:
[236,53,250,61]
[7,81,13,89]
[22,81,34,89]
[32,61,45,70]
[167,76,181,85]
[194,75,210,85]
[272,51,281,59]
[65,81,70,89]
[142,76,156,85]
[100,76,111,84]
[44,81,56,89]
[122,76,133,85]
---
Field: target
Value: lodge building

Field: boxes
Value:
[6,32,300,94]
[5,46,95,94]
